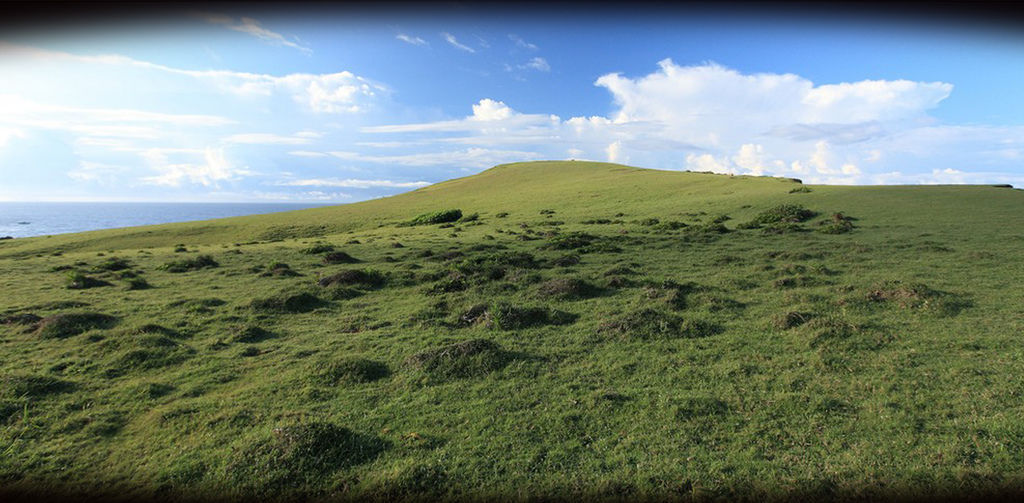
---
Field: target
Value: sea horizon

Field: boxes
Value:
[0,201,336,239]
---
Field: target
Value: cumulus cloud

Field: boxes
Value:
[198,13,312,55]
[441,32,475,53]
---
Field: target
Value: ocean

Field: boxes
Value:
[0,202,334,239]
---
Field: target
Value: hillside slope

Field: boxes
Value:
[1,161,1023,501]
[2,160,1019,256]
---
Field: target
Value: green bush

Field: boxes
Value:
[406,209,463,226]
[308,358,390,385]
[750,204,817,225]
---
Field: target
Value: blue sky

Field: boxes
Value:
[2,7,1024,202]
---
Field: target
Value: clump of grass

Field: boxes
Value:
[535,277,601,300]
[125,323,180,338]
[404,339,512,379]
[542,232,595,250]
[495,212,509,218]
[818,212,855,234]
[249,292,324,314]
[485,301,576,330]
[674,396,730,421]
[2,313,42,326]
[66,271,112,289]
[772,311,814,330]
[35,312,118,339]
[322,285,364,300]
[92,257,132,272]
[307,358,390,386]
[599,308,719,340]
[168,298,226,314]
[159,255,218,273]
[124,277,151,290]
[230,324,274,343]
[427,271,468,295]
[301,242,335,254]
[773,275,819,288]
[107,339,194,376]
[318,269,385,288]
[456,251,540,280]
[789,186,813,193]
[405,209,463,226]
[227,422,389,495]
[260,262,300,277]
[550,254,581,267]
[459,212,480,223]
[322,251,360,264]
[805,316,861,348]
[1,374,75,399]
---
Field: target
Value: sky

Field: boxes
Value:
[2,5,1024,202]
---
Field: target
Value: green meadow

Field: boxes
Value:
[1,160,1023,501]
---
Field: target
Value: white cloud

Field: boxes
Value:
[141,147,252,186]
[328,147,542,168]
[288,150,330,158]
[223,133,316,145]
[396,34,427,46]
[441,32,475,53]
[68,161,129,183]
[278,178,432,189]
[0,127,25,148]
[509,34,538,50]
[523,57,550,72]
[470,99,513,121]
[605,141,624,163]
[198,13,312,55]
[0,43,384,115]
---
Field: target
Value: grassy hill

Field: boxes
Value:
[1,160,1023,501]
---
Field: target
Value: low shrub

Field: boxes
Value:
[406,209,462,226]
[750,204,816,225]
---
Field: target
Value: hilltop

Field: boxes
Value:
[1,161,1023,501]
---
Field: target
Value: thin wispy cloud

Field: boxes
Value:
[396,33,427,46]
[508,34,538,50]
[198,12,313,55]
[279,178,432,189]
[441,32,475,53]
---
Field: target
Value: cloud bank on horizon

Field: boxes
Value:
[1,10,1023,202]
